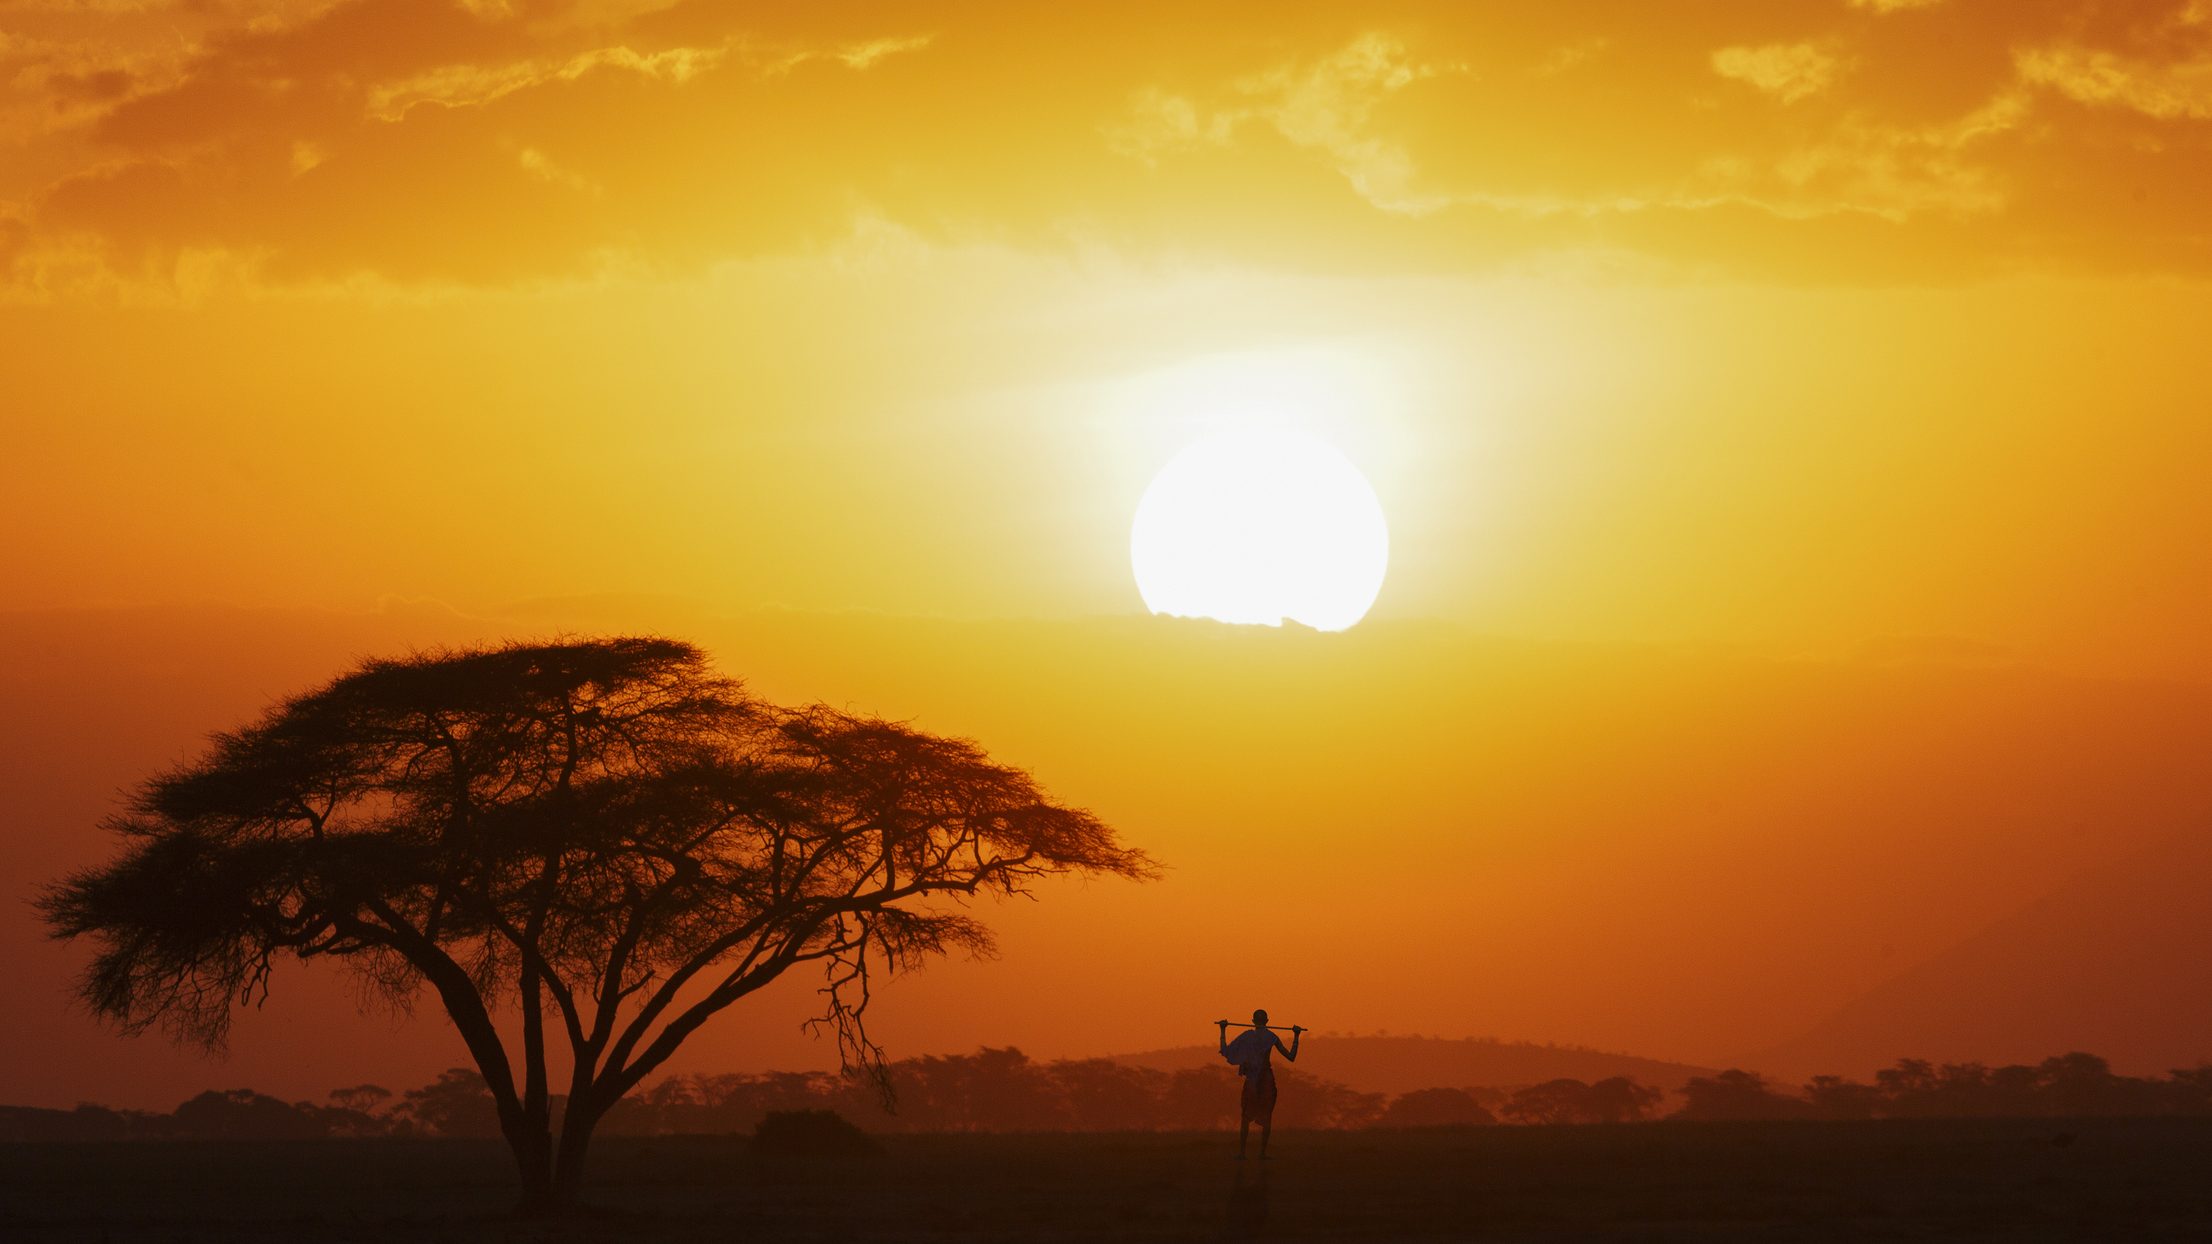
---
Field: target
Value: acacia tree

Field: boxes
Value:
[42,637,1154,1210]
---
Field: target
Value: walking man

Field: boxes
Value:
[1218,1009,1302,1159]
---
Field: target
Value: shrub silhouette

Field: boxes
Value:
[1675,1070,1807,1122]
[1501,1078,1658,1125]
[401,1068,503,1139]
[751,1109,880,1161]
[1379,1087,1496,1128]
[169,1089,332,1141]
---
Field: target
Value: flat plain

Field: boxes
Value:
[7,1118,2212,1242]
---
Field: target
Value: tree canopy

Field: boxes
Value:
[42,637,1155,1207]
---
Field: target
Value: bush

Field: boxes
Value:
[1379,1087,1497,1128]
[750,1109,881,1161]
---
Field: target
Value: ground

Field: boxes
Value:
[6,1119,2212,1241]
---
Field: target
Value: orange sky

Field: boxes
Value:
[5,0,2212,1108]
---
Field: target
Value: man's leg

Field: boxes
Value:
[1259,1117,1272,1160]
[1236,1117,1250,1159]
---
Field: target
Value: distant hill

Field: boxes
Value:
[1112,1036,1718,1096]
[1749,828,2212,1082]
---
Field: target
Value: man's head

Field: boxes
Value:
[1252,1008,1268,1027]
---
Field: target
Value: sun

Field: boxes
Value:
[1130,429,1389,631]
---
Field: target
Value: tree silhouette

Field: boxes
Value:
[401,1067,502,1139]
[170,1088,332,1140]
[321,1084,394,1137]
[1378,1086,1496,1128]
[1804,1074,1882,1120]
[1674,1069,1806,1121]
[327,1083,393,1116]
[1501,1078,1597,1125]
[1496,1076,1660,1125]
[41,637,1153,1210]
[1583,1075,1664,1123]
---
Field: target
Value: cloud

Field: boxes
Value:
[1711,42,1845,103]
[1850,0,1946,13]
[7,0,2212,294]
[1241,33,1468,214]
[1759,89,2027,222]
[1530,38,1609,77]
[1108,33,1467,214]
[2014,43,2212,119]
[822,35,933,71]
[366,44,732,120]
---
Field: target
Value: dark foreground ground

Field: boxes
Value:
[7,1118,2212,1242]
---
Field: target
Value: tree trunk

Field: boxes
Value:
[507,1114,558,1215]
[550,1102,598,1208]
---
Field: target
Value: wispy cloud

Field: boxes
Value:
[1711,42,1845,104]
[2015,43,2212,119]
[8,1,2212,294]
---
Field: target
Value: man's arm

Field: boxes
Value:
[1218,1019,1230,1055]
[1278,1027,1302,1062]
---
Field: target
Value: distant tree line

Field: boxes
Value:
[1677,1053,2212,1122]
[0,1082,437,1143]
[9,1050,2211,1142]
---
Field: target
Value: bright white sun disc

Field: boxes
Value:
[1130,430,1389,631]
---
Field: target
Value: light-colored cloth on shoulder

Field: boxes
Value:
[1222,1028,1286,1078]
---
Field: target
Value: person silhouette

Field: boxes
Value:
[1218,1009,1302,1159]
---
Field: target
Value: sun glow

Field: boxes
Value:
[1130,429,1390,631]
